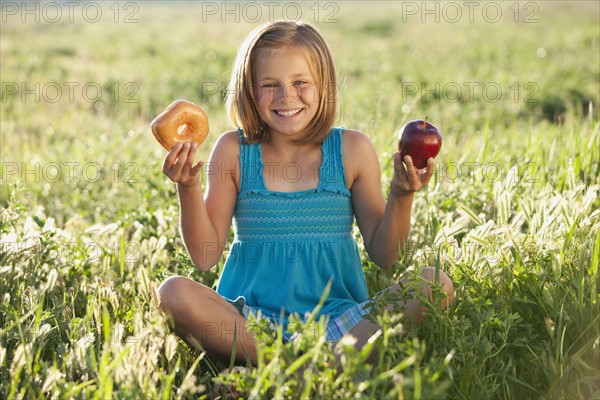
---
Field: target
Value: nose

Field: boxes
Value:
[277,83,299,103]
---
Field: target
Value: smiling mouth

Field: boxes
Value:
[273,108,303,117]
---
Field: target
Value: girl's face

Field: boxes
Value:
[253,46,319,140]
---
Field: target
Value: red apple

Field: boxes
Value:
[397,116,442,169]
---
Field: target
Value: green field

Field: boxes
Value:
[1,1,599,399]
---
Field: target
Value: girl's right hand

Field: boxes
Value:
[162,142,204,187]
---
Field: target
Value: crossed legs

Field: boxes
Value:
[156,267,454,366]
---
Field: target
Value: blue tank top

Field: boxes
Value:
[216,127,369,330]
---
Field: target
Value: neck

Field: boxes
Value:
[265,130,317,150]
[262,134,321,161]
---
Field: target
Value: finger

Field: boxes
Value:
[403,156,424,188]
[421,157,435,183]
[415,157,434,175]
[171,142,192,177]
[182,142,198,173]
[427,157,435,171]
[189,160,204,178]
[162,142,183,175]
[403,155,417,177]
[392,152,404,173]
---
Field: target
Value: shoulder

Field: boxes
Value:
[214,129,240,149]
[205,130,242,190]
[209,130,240,160]
[342,128,378,161]
[340,128,380,187]
[342,128,374,148]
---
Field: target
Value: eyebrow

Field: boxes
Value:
[257,73,311,81]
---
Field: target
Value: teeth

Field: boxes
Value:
[275,109,301,117]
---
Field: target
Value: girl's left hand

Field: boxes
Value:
[389,152,435,198]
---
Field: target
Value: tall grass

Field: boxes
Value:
[1,2,599,399]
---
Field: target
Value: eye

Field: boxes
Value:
[293,80,307,86]
[261,82,278,88]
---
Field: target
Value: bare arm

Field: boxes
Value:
[345,130,434,269]
[162,132,240,271]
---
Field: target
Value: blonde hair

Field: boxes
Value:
[226,20,338,144]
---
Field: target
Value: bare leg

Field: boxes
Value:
[342,267,455,360]
[157,276,259,365]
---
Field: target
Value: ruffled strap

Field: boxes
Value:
[238,129,264,193]
[320,127,348,190]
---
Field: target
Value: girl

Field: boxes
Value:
[157,20,454,366]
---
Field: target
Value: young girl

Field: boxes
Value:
[157,20,454,366]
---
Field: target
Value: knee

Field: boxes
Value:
[420,267,455,309]
[157,275,193,313]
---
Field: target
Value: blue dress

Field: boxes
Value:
[216,127,369,331]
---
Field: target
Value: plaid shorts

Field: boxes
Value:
[324,299,372,342]
[224,296,372,343]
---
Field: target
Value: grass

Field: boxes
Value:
[1,1,599,399]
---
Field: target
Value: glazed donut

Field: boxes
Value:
[151,99,209,151]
